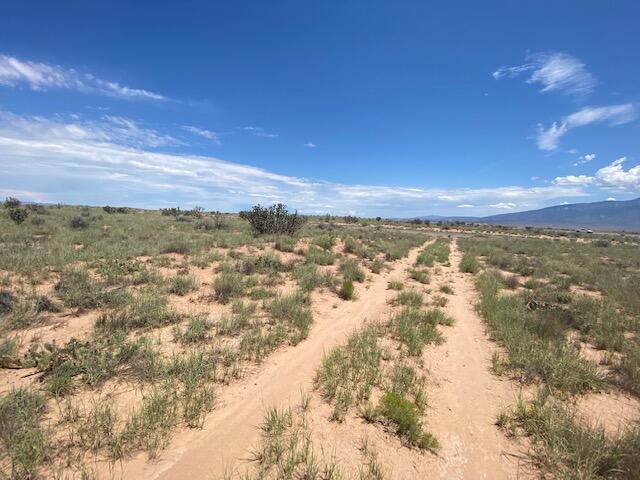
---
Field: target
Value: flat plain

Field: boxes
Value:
[1,201,639,479]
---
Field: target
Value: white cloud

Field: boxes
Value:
[607,197,616,201]
[304,142,317,148]
[241,126,278,138]
[554,157,640,191]
[573,153,597,166]
[553,174,594,186]
[537,104,636,150]
[457,204,475,208]
[594,157,640,191]
[181,126,221,144]
[0,54,167,101]
[0,111,592,216]
[493,51,596,96]
[488,202,517,209]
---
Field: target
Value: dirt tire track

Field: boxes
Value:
[108,242,431,480]
[422,239,530,479]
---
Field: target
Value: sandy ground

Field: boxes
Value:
[99,242,431,479]
[95,239,536,479]
[418,241,531,479]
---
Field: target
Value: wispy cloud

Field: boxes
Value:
[304,142,317,148]
[0,54,167,101]
[181,125,221,144]
[493,51,596,96]
[240,126,279,138]
[554,157,640,191]
[0,111,592,215]
[573,153,596,167]
[536,104,636,150]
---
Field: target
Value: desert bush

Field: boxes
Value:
[459,254,480,274]
[370,258,385,274]
[395,290,423,308]
[0,388,50,478]
[69,215,89,229]
[173,316,211,344]
[274,236,296,252]
[55,269,109,309]
[0,290,17,314]
[214,271,245,304]
[408,268,429,284]
[338,279,355,300]
[195,214,227,231]
[293,264,333,292]
[239,203,306,235]
[0,338,19,368]
[387,281,404,290]
[305,246,335,265]
[8,207,29,225]
[340,259,365,283]
[169,274,197,296]
[3,197,21,208]
[416,238,450,266]
[95,288,179,332]
[315,327,382,421]
[265,291,313,344]
[376,391,439,451]
[314,234,336,251]
[389,308,445,355]
[500,394,640,479]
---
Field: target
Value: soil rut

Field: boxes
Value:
[423,240,528,479]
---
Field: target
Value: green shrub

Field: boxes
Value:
[305,246,335,265]
[376,392,439,451]
[173,316,211,344]
[69,215,89,229]
[338,279,355,300]
[370,259,385,274]
[266,292,313,344]
[169,274,197,296]
[395,290,423,308]
[293,264,333,292]
[214,271,245,304]
[408,268,430,284]
[0,338,19,368]
[239,203,306,235]
[0,388,50,477]
[340,259,365,283]
[459,254,480,274]
[387,281,404,290]
[390,308,445,355]
[8,208,28,225]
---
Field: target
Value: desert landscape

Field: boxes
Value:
[2,2,640,478]
[1,200,639,479]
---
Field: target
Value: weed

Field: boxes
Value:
[459,254,480,274]
[376,392,439,451]
[338,279,355,300]
[340,259,365,283]
[0,388,49,478]
[169,274,197,295]
[173,316,211,344]
[214,271,245,304]
[395,290,423,308]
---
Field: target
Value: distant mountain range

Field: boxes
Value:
[415,198,640,232]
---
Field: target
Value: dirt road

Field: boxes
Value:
[110,243,429,479]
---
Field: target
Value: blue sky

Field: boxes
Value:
[0,1,639,217]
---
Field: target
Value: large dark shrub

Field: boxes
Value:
[8,208,28,224]
[239,203,306,235]
[3,197,21,209]
[69,216,89,229]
